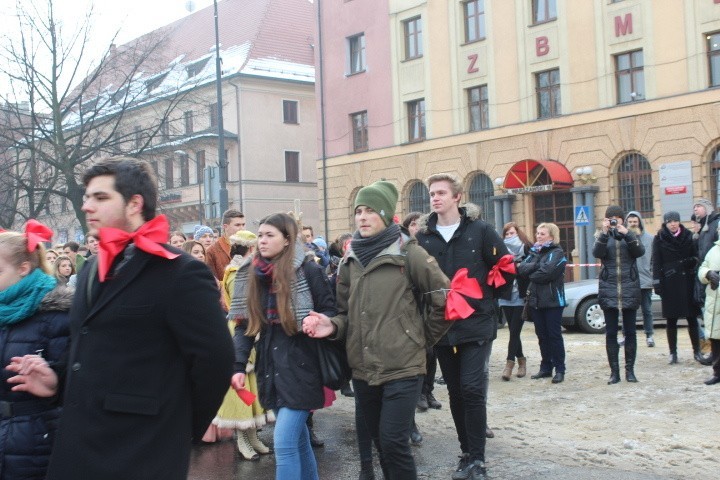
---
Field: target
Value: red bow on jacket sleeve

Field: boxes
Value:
[486,254,517,288]
[98,215,179,282]
[445,268,484,321]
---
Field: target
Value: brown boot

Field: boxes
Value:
[516,357,527,378]
[501,360,515,381]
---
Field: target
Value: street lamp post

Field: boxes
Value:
[213,0,228,215]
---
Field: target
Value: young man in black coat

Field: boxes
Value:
[7,157,234,479]
[415,173,512,480]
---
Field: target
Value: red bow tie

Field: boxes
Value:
[98,215,179,282]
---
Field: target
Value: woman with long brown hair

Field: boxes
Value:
[498,222,533,380]
[229,213,336,480]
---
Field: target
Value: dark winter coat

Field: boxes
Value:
[47,248,234,480]
[693,211,720,306]
[517,243,567,310]
[0,285,71,480]
[415,204,513,346]
[592,228,645,310]
[652,225,699,319]
[234,260,337,411]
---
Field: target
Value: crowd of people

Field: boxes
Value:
[1,156,719,480]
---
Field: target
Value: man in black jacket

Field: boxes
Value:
[415,173,511,480]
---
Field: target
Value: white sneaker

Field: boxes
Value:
[646,336,655,347]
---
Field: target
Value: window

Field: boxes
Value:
[196,151,206,184]
[184,111,194,134]
[615,50,644,103]
[285,151,300,182]
[348,33,366,74]
[708,32,720,87]
[134,126,142,149]
[186,58,209,78]
[179,154,190,186]
[468,85,488,131]
[467,173,494,225]
[407,99,425,142]
[404,17,423,60]
[351,111,368,152]
[408,182,430,213]
[209,103,218,128]
[165,157,175,189]
[536,68,561,118]
[532,0,557,24]
[283,100,298,124]
[617,153,653,216]
[464,0,486,43]
[711,146,720,208]
[160,120,169,142]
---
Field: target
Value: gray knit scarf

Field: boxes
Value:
[351,223,402,267]
[228,240,313,331]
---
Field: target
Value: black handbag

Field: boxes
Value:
[316,339,351,390]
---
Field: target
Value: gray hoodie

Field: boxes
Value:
[625,210,653,289]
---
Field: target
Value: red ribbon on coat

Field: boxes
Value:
[486,254,517,288]
[97,215,179,282]
[445,268,484,320]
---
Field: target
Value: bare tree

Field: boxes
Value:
[0,0,200,230]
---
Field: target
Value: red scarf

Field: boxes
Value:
[97,215,178,282]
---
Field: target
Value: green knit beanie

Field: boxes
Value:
[354,180,398,226]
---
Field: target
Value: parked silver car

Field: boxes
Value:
[560,279,664,333]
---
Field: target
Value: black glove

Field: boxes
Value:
[707,270,720,291]
[653,286,662,296]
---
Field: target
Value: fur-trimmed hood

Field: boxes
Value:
[417,203,482,233]
[38,284,74,312]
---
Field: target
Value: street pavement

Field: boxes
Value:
[187,399,679,480]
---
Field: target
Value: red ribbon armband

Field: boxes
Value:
[487,254,517,289]
[445,268,484,321]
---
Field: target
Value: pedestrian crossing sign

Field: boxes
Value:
[574,206,590,226]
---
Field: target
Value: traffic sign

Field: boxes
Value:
[574,206,590,226]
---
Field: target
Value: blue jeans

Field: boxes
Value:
[531,307,566,374]
[436,340,492,463]
[640,289,654,337]
[274,408,318,480]
[353,376,422,480]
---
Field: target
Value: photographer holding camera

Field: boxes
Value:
[593,205,645,384]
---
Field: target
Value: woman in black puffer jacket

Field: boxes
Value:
[518,222,567,384]
[1,223,71,479]
[592,205,645,385]
[652,211,706,365]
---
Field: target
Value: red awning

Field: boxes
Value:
[502,159,573,190]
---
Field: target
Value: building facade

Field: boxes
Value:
[316,0,720,277]
[30,0,319,242]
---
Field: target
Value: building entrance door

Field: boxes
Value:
[533,191,575,281]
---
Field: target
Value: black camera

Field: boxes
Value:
[609,219,618,227]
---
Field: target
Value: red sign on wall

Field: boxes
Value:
[664,186,687,195]
[536,36,549,56]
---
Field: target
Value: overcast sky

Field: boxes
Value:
[0,0,216,102]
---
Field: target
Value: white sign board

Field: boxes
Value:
[659,161,693,220]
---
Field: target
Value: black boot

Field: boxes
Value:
[306,414,324,448]
[606,340,620,384]
[625,343,638,382]
[668,325,678,364]
[359,460,375,480]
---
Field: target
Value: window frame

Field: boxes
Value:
[532,0,557,25]
[707,31,720,88]
[617,153,654,217]
[463,0,486,44]
[710,146,720,209]
[184,111,194,134]
[467,173,495,226]
[285,151,300,183]
[467,85,489,131]
[407,99,426,143]
[350,111,369,152]
[165,157,175,189]
[196,151,206,184]
[615,49,645,104]
[283,100,299,125]
[348,33,366,75]
[408,181,431,214]
[403,16,423,60]
[179,153,190,187]
[535,68,561,119]
[209,103,218,128]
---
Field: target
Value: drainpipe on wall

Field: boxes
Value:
[316,0,329,238]
[230,80,243,213]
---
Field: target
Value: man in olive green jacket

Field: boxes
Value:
[303,180,450,479]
